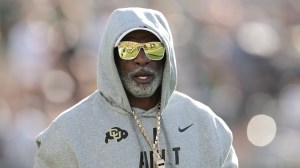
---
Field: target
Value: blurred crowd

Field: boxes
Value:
[1,0,300,167]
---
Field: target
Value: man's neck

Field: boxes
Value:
[127,91,160,111]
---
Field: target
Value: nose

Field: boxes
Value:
[133,48,150,66]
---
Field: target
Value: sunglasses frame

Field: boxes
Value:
[117,41,165,61]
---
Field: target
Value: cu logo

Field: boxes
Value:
[105,127,128,144]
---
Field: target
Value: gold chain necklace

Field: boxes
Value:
[131,105,165,168]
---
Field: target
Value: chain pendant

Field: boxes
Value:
[155,158,165,168]
[153,146,165,168]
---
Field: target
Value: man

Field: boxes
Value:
[34,7,238,168]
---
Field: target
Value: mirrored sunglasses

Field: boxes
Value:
[117,41,165,61]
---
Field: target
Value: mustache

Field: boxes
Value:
[128,67,156,77]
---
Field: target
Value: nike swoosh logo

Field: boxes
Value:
[178,124,194,132]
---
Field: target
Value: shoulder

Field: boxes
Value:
[52,90,101,125]
[37,91,103,139]
[168,91,215,117]
[168,90,233,145]
[171,90,232,131]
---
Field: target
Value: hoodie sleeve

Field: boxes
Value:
[222,145,238,168]
[34,122,78,168]
[215,116,239,168]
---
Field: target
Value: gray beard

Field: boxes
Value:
[119,67,163,98]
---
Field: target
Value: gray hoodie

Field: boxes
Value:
[34,7,238,168]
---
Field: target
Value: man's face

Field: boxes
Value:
[115,30,165,98]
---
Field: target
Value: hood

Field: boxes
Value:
[97,7,177,114]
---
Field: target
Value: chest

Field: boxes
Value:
[68,114,220,168]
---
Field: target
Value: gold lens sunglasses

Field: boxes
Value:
[117,41,165,61]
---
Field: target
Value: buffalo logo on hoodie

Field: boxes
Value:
[105,127,128,143]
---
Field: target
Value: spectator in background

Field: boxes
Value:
[34,7,238,168]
